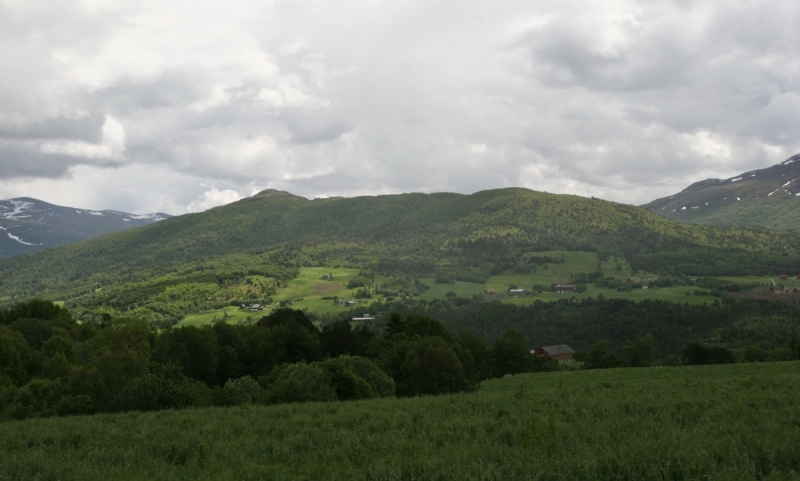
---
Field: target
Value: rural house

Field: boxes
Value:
[535,345,576,362]
[780,274,788,280]
[555,284,575,293]
[249,304,262,312]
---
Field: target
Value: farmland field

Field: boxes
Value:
[176,306,257,327]
[1,362,798,480]
[175,255,792,323]
[177,267,365,326]
[417,278,486,300]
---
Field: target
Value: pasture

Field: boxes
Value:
[417,278,486,300]
[174,254,790,323]
[1,362,798,480]
[176,306,256,327]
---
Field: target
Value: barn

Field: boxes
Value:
[535,344,576,362]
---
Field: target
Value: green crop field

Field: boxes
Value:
[176,306,258,327]
[417,278,486,300]
[1,362,798,480]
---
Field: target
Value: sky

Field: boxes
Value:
[1,0,799,215]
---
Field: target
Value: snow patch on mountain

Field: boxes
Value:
[0,200,36,220]
[127,213,167,221]
[7,233,41,246]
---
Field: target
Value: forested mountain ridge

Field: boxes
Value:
[1,187,799,321]
[0,197,170,259]
[642,153,800,229]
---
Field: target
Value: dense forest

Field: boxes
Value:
[323,296,800,359]
[2,299,797,422]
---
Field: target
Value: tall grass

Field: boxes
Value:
[1,362,798,480]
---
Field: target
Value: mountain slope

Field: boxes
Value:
[641,154,800,229]
[1,187,798,321]
[0,197,170,258]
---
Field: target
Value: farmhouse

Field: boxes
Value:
[554,284,575,293]
[320,274,330,280]
[487,288,495,294]
[535,345,576,362]
[352,314,373,321]
[249,304,262,312]
[793,288,800,294]
[346,300,356,307]
[780,274,788,280]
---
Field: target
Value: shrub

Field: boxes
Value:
[259,363,336,404]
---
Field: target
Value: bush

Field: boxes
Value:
[320,356,394,399]
[683,343,736,365]
[115,365,211,412]
[355,288,372,299]
[259,363,336,404]
[399,337,473,396]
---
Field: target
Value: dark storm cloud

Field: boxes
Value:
[0,142,100,178]
[0,115,105,142]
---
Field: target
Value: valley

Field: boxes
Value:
[2,187,799,480]
[174,253,792,329]
[2,187,799,327]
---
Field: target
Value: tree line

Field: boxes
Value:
[0,300,560,421]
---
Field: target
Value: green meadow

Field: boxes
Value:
[177,267,365,326]
[417,278,487,300]
[176,253,786,325]
[176,306,256,327]
[1,362,798,481]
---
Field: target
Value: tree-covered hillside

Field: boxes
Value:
[1,187,798,323]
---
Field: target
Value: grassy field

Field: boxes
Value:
[175,256,791,323]
[417,278,487,300]
[177,267,366,326]
[1,362,798,480]
[176,306,257,327]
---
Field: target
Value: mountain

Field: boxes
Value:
[0,197,170,259]
[641,154,800,229]
[0,187,797,323]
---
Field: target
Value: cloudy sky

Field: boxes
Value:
[1,0,799,215]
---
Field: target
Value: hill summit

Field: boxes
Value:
[641,154,800,229]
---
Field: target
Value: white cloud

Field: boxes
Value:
[39,116,126,160]
[185,187,243,213]
[0,0,799,213]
